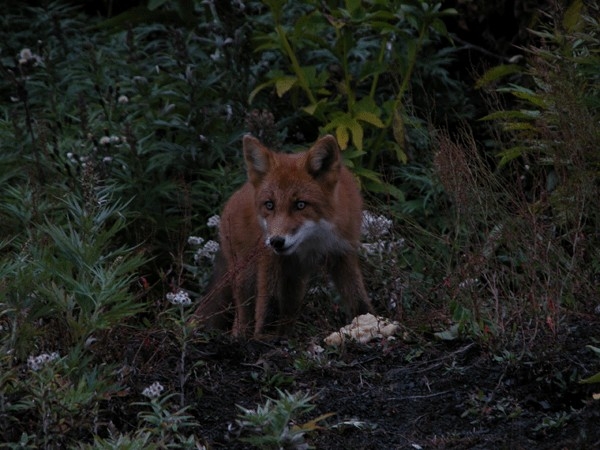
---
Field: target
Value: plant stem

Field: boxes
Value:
[275,24,317,105]
[368,27,426,170]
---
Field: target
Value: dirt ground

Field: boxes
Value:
[172,312,600,449]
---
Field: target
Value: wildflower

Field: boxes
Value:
[102,156,113,163]
[27,351,59,371]
[361,211,393,239]
[194,240,219,263]
[99,136,111,146]
[361,241,386,256]
[19,48,33,64]
[18,48,42,66]
[206,214,220,228]
[458,278,479,289]
[66,152,78,164]
[166,289,192,306]
[361,238,404,256]
[118,95,129,104]
[188,236,204,246]
[142,381,165,399]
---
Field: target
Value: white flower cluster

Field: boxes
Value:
[188,233,220,263]
[99,135,123,146]
[27,351,59,371]
[360,211,404,257]
[195,240,219,262]
[18,48,43,66]
[361,211,393,239]
[361,239,405,256]
[458,278,479,289]
[206,214,220,228]
[166,289,192,306]
[188,236,204,246]
[142,381,164,399]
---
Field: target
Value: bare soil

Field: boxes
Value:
[169,312,600,449]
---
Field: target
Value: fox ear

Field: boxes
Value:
[306,135,341,179]
[243,135,272,186]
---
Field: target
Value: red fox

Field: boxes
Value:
[196,135,373,337]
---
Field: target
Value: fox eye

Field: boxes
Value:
[295,201,306,210]
[264,201,274,210]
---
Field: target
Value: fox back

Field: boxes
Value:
[198,135,372,337]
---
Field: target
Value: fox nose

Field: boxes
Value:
[269,236,286,251]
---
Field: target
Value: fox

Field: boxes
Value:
[196,134,373,338]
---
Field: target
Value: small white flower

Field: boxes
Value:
[166,289,192,306]
[27,351,60,371]
[142,381,165,399]
[99,136,111,146]
[18,48,42,65]
[361,211,393,239]
[458,278,479,289]
[206,215,220,228]
[118,95,129,104]
[66,152,78,164]
[19,48,33,63]
[102,156,113,163]
[188,236,204,246]
[194,240,219,262]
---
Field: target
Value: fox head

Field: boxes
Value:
[243,135,348,257]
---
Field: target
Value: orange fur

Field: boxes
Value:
[197,135,372,337]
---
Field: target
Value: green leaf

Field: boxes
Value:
[355,111,384,128]
[501,122,536,132]
[340,146,366,160]
[390,142,408,164]
[563,0,583,32]
[147,0,169,10]
[580,372,600,384]
[275,76,298,97]
[348,119,364,151]
[336,126,350,150]
[510,90,547,108]
[303,103,318,116]
[392,109,405,146]
[354,166,382,184]
[497,146,528,168]
[476,65,522,89]
[364,180,405,201]
[480,110,540,121]
[248,80,275,104]
[324,114,363,150]
[430,18,448,37]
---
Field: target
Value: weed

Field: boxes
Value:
[236,389,331,449]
